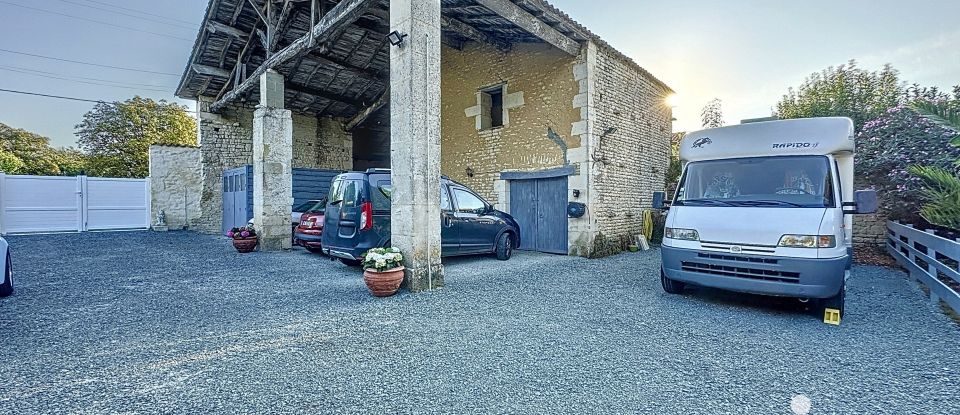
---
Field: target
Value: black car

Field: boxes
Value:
[321,169,520,265]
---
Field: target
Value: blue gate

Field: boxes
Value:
[509,174,569,254]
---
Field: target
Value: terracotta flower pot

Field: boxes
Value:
[233,238,259,253]
[363,267,405,297]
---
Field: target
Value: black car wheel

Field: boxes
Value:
[660,268,684,294]
[0,250,12,297]
[495,232,513,261]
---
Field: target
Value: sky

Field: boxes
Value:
[0,0,958,148]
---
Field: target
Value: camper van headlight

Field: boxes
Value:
[665,227,700,241]
[778,235,836,248]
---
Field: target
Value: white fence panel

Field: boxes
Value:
[0,173,150,235]
[0,175,81,233]
[85,178,150,231]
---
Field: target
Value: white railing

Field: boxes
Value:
[886,221,960,314]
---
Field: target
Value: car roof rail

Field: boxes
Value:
[365,168,391,174]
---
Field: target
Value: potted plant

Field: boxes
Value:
[227,226,259,253]
[361,247,405,297]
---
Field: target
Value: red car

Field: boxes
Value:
[294,211,325,254]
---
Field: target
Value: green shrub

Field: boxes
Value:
[909,166,960,230]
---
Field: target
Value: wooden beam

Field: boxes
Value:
[211,0,374,112]
[206,20,248,38]
[440,15,509,51]
[268,0,295,52]
[192,64,232,78]
[285,81,362,107]
[474,0,580,56]
[345,87,388,130]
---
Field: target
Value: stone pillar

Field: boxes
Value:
[253,70,293,251]
[390,0,444,292]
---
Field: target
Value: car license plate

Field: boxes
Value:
[301,221,313,227]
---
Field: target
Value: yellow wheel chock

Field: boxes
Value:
[823,308,841,325]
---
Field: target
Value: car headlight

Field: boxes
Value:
[665,227,700,241]
[778,235,836,248]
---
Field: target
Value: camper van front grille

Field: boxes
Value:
[700,242,777,254]
[697,253,778,264]
[681,261,801,284]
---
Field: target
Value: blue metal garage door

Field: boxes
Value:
[510,175,568,254]
[222,166,342,233]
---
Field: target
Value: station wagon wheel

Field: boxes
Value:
[0,250,12,297]
[495,232,513,261]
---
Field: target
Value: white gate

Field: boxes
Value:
[0,173,150,235]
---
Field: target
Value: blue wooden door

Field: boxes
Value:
[536,176,568,254]
[510,176,568,254]
[222,168,248,233]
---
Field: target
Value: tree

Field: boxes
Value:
[701,98,724,129]
[76,96,196,178]
[0,148,25,173]
[776,60,903,130]
[0,122,81,175]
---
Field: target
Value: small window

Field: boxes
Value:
[453,188,487,214]
[480,85,505,130]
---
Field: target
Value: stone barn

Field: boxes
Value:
[158,0,673,291]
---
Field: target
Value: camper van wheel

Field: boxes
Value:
[660,268,685,294]
[819,284,845,324]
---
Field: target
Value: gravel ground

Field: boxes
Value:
[0,231,958,414]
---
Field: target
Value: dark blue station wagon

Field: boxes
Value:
[321,169,521,265]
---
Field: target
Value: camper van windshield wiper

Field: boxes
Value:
[678,198,737,207]
[735,200,807,208]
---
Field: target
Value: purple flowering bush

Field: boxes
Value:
[857,104,960,222]
[227,226,258,240]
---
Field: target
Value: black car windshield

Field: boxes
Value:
[675,156,835,208]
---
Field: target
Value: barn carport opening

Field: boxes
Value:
[164,0,674,292]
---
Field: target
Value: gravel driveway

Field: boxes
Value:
[0,231,958,414]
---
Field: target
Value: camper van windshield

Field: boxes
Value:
[675,155,834,208]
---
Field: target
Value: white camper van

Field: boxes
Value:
[653,117,877,324]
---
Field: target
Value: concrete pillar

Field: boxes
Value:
[253,69,293,251]
[390,0,444,292]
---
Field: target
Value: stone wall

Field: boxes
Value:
[148,145,201,230]
[588,44,673,254]
[854,213,888,247]
[317,117,353,170]
[194,106,254,233]
[189,103,352,233]
[439,42,581,202]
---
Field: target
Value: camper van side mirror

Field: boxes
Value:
[652,191,670,210]
[845,190,878,214]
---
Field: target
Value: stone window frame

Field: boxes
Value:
[465,83,525,131]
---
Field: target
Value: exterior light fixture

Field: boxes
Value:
[465,166,475,177]
[387,31,408,47]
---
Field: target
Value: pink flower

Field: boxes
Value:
[240,231,250,238]
[226,231,235,238]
